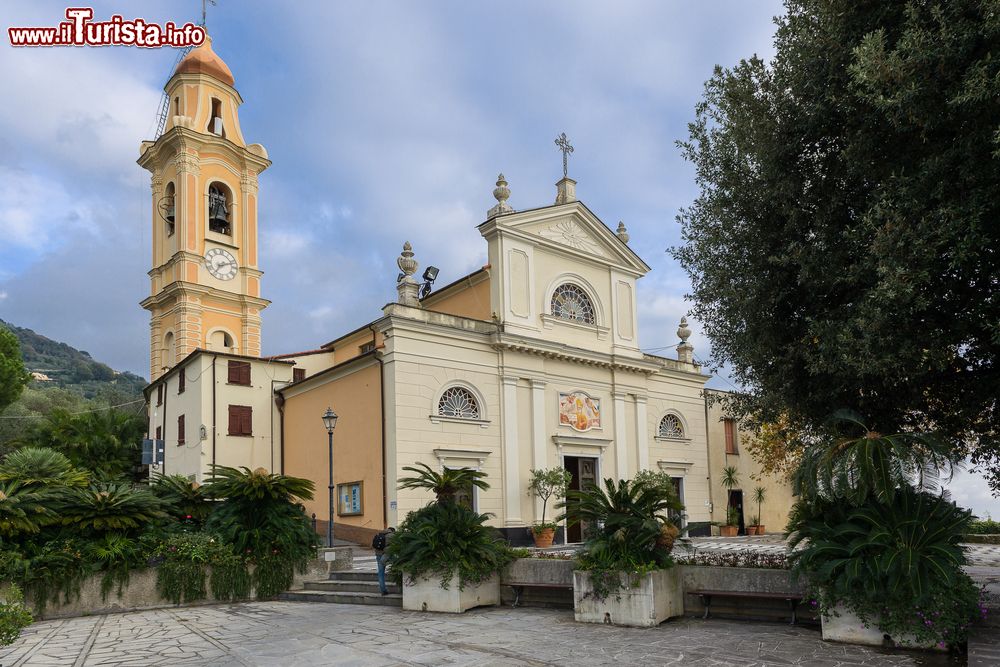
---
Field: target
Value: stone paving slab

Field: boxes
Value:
[0,601,952,667]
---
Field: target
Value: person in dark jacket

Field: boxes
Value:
[372,527,395,595]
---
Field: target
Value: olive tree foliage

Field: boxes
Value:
[673,1,1000,487]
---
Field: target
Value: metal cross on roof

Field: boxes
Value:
[554,132,574,179]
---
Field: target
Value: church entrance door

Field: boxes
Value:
[563,456,598,543]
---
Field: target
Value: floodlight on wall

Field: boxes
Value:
[420,266,440,298]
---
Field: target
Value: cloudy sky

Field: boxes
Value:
[1,1,996,518]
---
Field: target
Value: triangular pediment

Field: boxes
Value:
[484,202,650,275]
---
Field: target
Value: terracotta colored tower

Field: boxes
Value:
[138,38,270,380]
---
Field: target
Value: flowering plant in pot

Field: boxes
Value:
[527,468,572,548]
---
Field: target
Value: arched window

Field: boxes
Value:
[207,183,232,235]
[208,98,225,137]
[209,329,234,352]
[438,386,480,420]
[162,332,175,369]
[658,414,684,439]
[550,283,595,324]
[163,182,176,236]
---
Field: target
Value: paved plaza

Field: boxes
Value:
[1,601,959,667]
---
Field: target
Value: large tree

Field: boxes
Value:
[674,2,1000,486]
[0,325,30,413]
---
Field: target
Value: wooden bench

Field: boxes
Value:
[507,582,573,608]
[689,589,803,624]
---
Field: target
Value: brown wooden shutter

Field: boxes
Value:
[178,368,185,393]
[228,405,252,435]
[228,360,251,386]
[241,406,252,435]
[724,419,738,455]
[155,426,162,440]
[157,384,163,405]
[177,414,185,445]
[293,368,305,382]
[228,405,240,435]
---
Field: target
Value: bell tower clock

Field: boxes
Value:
[138,37,271,380]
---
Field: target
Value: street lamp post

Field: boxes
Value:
[321,407,338,548]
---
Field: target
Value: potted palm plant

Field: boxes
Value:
[527,468,572,548]
[789,412,980,650]
[719,466,740,536]
[558,477,684,627]
[390,463,510,613]
[751,485,766,535]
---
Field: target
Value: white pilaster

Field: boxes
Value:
[613,391,628,480]
[530,378,547,520]
[635,395,649,471]
[502,375,523,526]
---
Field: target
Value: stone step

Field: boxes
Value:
[278,589,402,607]
[327,570,380,582]
[305,580,400,594]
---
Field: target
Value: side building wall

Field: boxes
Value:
[281,355,385,546]
[145,352,293,482]
[705,391,794,535]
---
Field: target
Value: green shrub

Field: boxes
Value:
[969,518,1000,535]
[387,502,512,589]
[397,463,489,505]
[789,489,979,647]
[203,466,319,599]
[154,533,241,604]
[0,584,33,646]
[557,478,679,600]
[55,483,167,534]
[0,447,89,489]
[151,474,212,524]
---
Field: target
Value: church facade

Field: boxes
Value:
[141,38,788,546]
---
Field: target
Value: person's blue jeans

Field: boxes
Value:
[376,553,387,594]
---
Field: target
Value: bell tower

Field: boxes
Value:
[138,37,270,380]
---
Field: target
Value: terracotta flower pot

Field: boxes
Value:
[755,525,765,535]
[747,525,758,536]
[532,526,555,548]
[720,525,738,537]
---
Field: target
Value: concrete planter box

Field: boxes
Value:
[573,568,682,627]
[402,572,500,613]
[821,603,940,650]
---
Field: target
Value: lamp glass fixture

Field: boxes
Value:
[322,407,338,432]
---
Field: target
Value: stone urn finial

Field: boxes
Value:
[397,241,418,279]
[487,173,514,218]
[616,221,630,244]
[677,317,694,364]
[396,241,421,307]
[677,316,691,343]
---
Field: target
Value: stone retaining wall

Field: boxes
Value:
[12,547,353,620]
